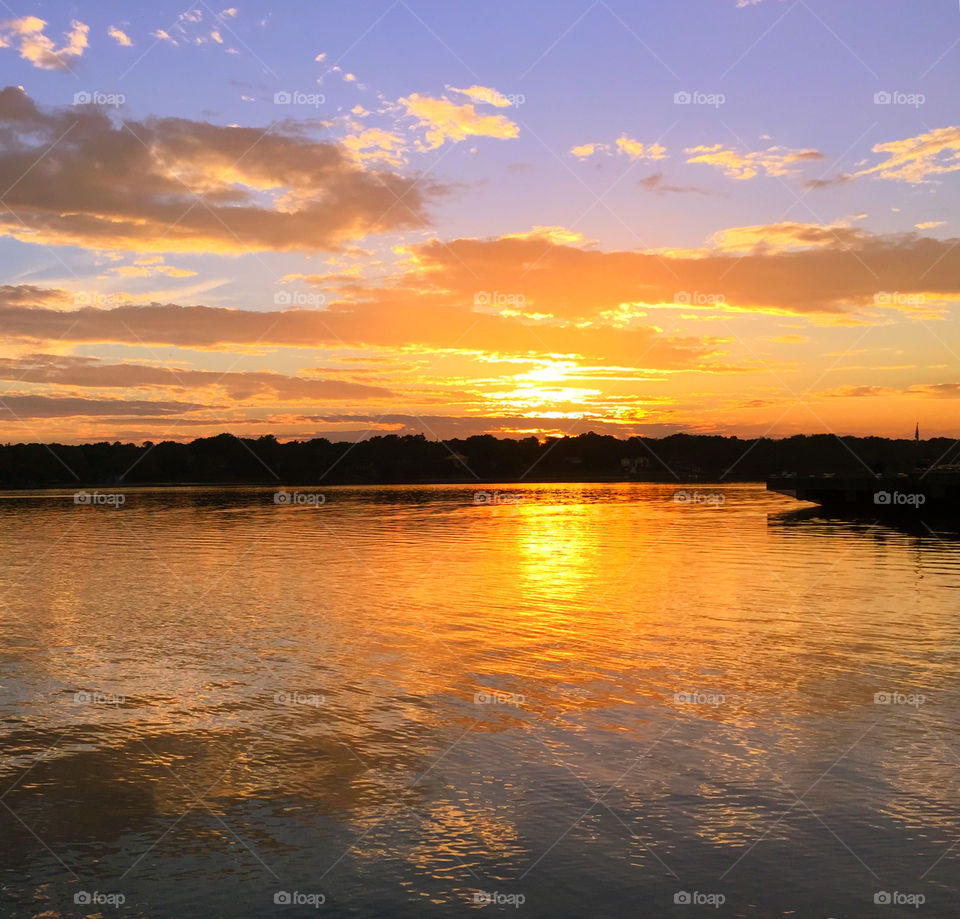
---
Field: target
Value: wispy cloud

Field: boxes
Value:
[855,126,960,184]
[686,143,825,179]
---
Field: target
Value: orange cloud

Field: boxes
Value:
[0,289,719,370]
[337,226,960,318]
[0,354,394,401]
[0,394,208,419]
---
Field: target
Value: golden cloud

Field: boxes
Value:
[708,221,868,253]
[685,143,825,179]
[855,126,960,184]
[0,88,441,254]
[615,135,667,160]
[0,16,88,70]
[400,93,520,150]
[571,137,667,161]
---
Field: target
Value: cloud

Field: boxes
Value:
[0,354,394,401]
[0,395,208,419]
[0,285,74,308]
[0,17,88,70]
[916,221,946,230]
[686,143,825,179]
[639,172,712,195]
[341,127,407,166]
[447,85,515,108]
[0,87,442,254]
[907,383,960,398]
[278,413,687,439]
[615,135,667,160]
[101,256,197,279]
[337,225,960,319]
[708,220,867,253]
[571,136,667,161]
[107,25,133,46]
[0,297,716,370]
[571,143,599,159]
[5,222,960,416]
[804,174,853,190]
[855,127,960,184]
[399,93,519,150]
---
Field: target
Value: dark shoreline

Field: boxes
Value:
[1,431,956,490]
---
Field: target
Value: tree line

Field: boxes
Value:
[0,431,954,488]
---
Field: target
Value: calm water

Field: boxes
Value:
[0,483,958,918]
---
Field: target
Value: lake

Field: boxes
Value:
[0,483,957,917]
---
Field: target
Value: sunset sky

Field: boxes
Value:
[1,0,959,443]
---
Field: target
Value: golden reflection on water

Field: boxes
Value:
[1,484,959,915]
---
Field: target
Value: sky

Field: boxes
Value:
[1,0,959,444]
